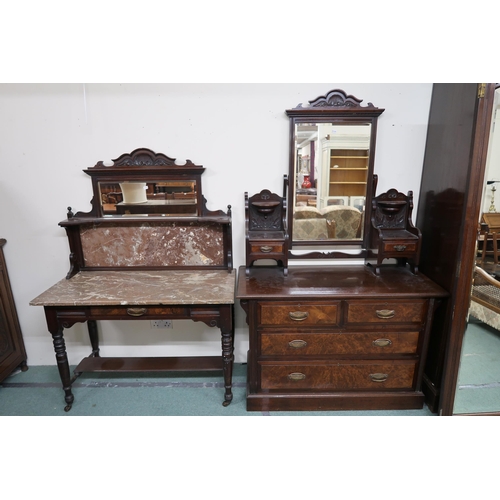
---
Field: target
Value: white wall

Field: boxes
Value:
[0,83,433,366]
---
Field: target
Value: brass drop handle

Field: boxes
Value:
[260,245,273,253]
[373,338,393,348]
[288,372,306,381]
[289,311,309,321]
[370,373,389,383]
[376,309,395,319]
[126,307,148,317]
[288,339,308,349]
[394,245,407,252]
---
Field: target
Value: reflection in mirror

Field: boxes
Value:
[99,180,197,215]
[293,123,371,241]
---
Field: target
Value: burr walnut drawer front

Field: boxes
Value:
[382,241,419,254]
[260,331,420,356]
[260,361,417,390]
[258,301,341,327]
[250,243,284,254]
[346,300,427,325]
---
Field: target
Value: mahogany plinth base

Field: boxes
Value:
[246,390,425,412]
[75,355,223,373]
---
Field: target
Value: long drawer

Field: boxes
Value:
[260,331,420,356]
[260,361,417,390]
[258,301,341,327]
[89,305,191,319]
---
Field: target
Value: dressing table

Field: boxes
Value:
[30,148,235,411]
[237,90,447,411]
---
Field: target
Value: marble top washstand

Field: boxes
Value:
[30,269,236,307]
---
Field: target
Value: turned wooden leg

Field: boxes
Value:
[51,327,74,412]
[87,320,100,357]
[220,305,235,406]
[221,327,234,406]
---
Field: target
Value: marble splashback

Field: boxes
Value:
[30,270,236,306]
[80,221,225,267]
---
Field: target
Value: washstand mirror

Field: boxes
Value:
[286,89,384,256]
[77,148,206,218]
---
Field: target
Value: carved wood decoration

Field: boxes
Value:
[297,88,379,112]
[369,176,422,275]
[245,186,289,276]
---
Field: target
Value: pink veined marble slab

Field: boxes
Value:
[79,222,225,267]
[30,270,236,306]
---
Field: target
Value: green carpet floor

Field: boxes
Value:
[0,363,436,416]
[3,318,499,416]
[454,318,500,414]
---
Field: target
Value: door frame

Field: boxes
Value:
[438,83,497,416]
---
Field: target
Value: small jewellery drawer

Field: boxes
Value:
[260,331,420,356]
[258,301,340,327]
[346,300,426,324]
[250,243,284,254]
[260,361,417,390]
[382,241,418,254]
[89,306,186,319]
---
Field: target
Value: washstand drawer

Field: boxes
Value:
[346,300,426,324]
[260,361,417,391]
[258,301,340,327]
[260,331,420,356]
[89,306,188,319]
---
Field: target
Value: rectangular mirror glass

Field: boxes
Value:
[99,180,198,216]
[293,123,371,241]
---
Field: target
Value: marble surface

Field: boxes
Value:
[30,270,236,306]
[80,222,225,267]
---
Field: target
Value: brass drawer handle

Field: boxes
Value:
[126,307,148,317]
[373,338,393,348]
[288,372,306,381]
[260,245,273,253]
[376,309,395,319]
[288,339,308,349]
[370,373,389,383]
[289,311,309,321]
[394,245,407,252]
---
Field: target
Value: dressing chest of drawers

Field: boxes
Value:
[237,265,447,411]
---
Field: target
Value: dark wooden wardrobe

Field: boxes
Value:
[416,83,496,416]
[0,238,27,383]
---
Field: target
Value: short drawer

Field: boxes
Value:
[382,241,418,253]
[260,361,417,390]
[346,300,426,324]
[260,331,420,356]
[258,301,340,327]
[250,243,284,254]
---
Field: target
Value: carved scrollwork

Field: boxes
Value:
[296,89,378,111]
[92,148,195,169]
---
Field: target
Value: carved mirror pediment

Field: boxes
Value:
[286,89,384,255]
